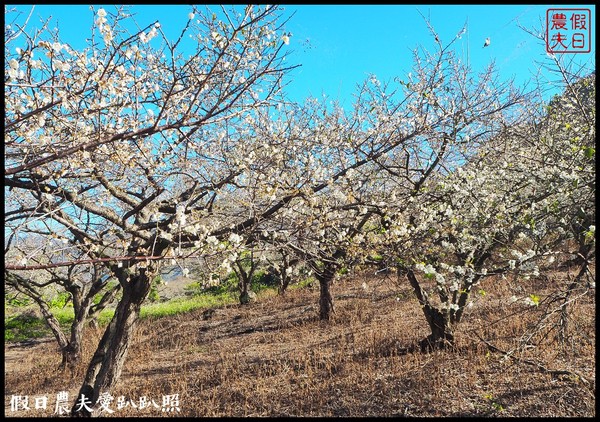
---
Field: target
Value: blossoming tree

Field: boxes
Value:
[5,5,299,415]
[5,5,594,416]
[375,63,595,350]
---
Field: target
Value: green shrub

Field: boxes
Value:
[368,253,384,262]
[140,292,236,319]
[293,276,316,290]
[251,268,279,291]
[5,295,31,307]
[48,291,72,308]
[5,312,48,342]
[183,280,203,296]
[197,272,239,296]
[147,276,162,303]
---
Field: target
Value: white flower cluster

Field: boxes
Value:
[415,262,436,277]
[228,233,243,245]
[140,23,160,44]
[96,8,114,44]
[52,60,71,72]
[7,58,25,80]
[206,236,219,247]
[175,204,186,226]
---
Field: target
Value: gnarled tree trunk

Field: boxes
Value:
[419,304,455,352]
[236,259,256,305]
[316,263,336,321]
[276,255,298,295]
[405,268,454,352]
[61,285,88,369]
[71,270,152,417]
[278,272,290,296]
[6,272,76,368]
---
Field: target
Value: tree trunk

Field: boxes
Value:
[278,274,290,296]
[60,286,89,370]
[76,315,117,413]
[419,305,455,352]
[71,271,152,417]
[36,300,71,362]
[236,259,255,305]
[276,255,294,295]
[6,272,72,365]
[405,269,454,351]
[316,264,336,321]
[238,270,252,305]
[559,256,591,342]
[239,279,251,304]
[61,307,85,370]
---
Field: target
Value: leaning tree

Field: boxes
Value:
[5,186,120,369]
[5,262,119,369]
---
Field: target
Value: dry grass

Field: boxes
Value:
[4,267,595,417]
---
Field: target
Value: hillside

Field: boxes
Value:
[4,266,595,417]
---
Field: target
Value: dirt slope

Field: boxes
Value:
[4,271,595,417]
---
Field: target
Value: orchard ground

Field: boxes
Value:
[4,265,595,417]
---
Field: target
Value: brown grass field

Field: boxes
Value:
[4,267,596,417]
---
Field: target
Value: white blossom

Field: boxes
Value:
[228,233,243,244]
[220,260,232,273]
[206,236,219,246]
[146,27,158,42]
[53,60,71,72]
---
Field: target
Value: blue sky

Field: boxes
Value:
[5,4,596,106]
